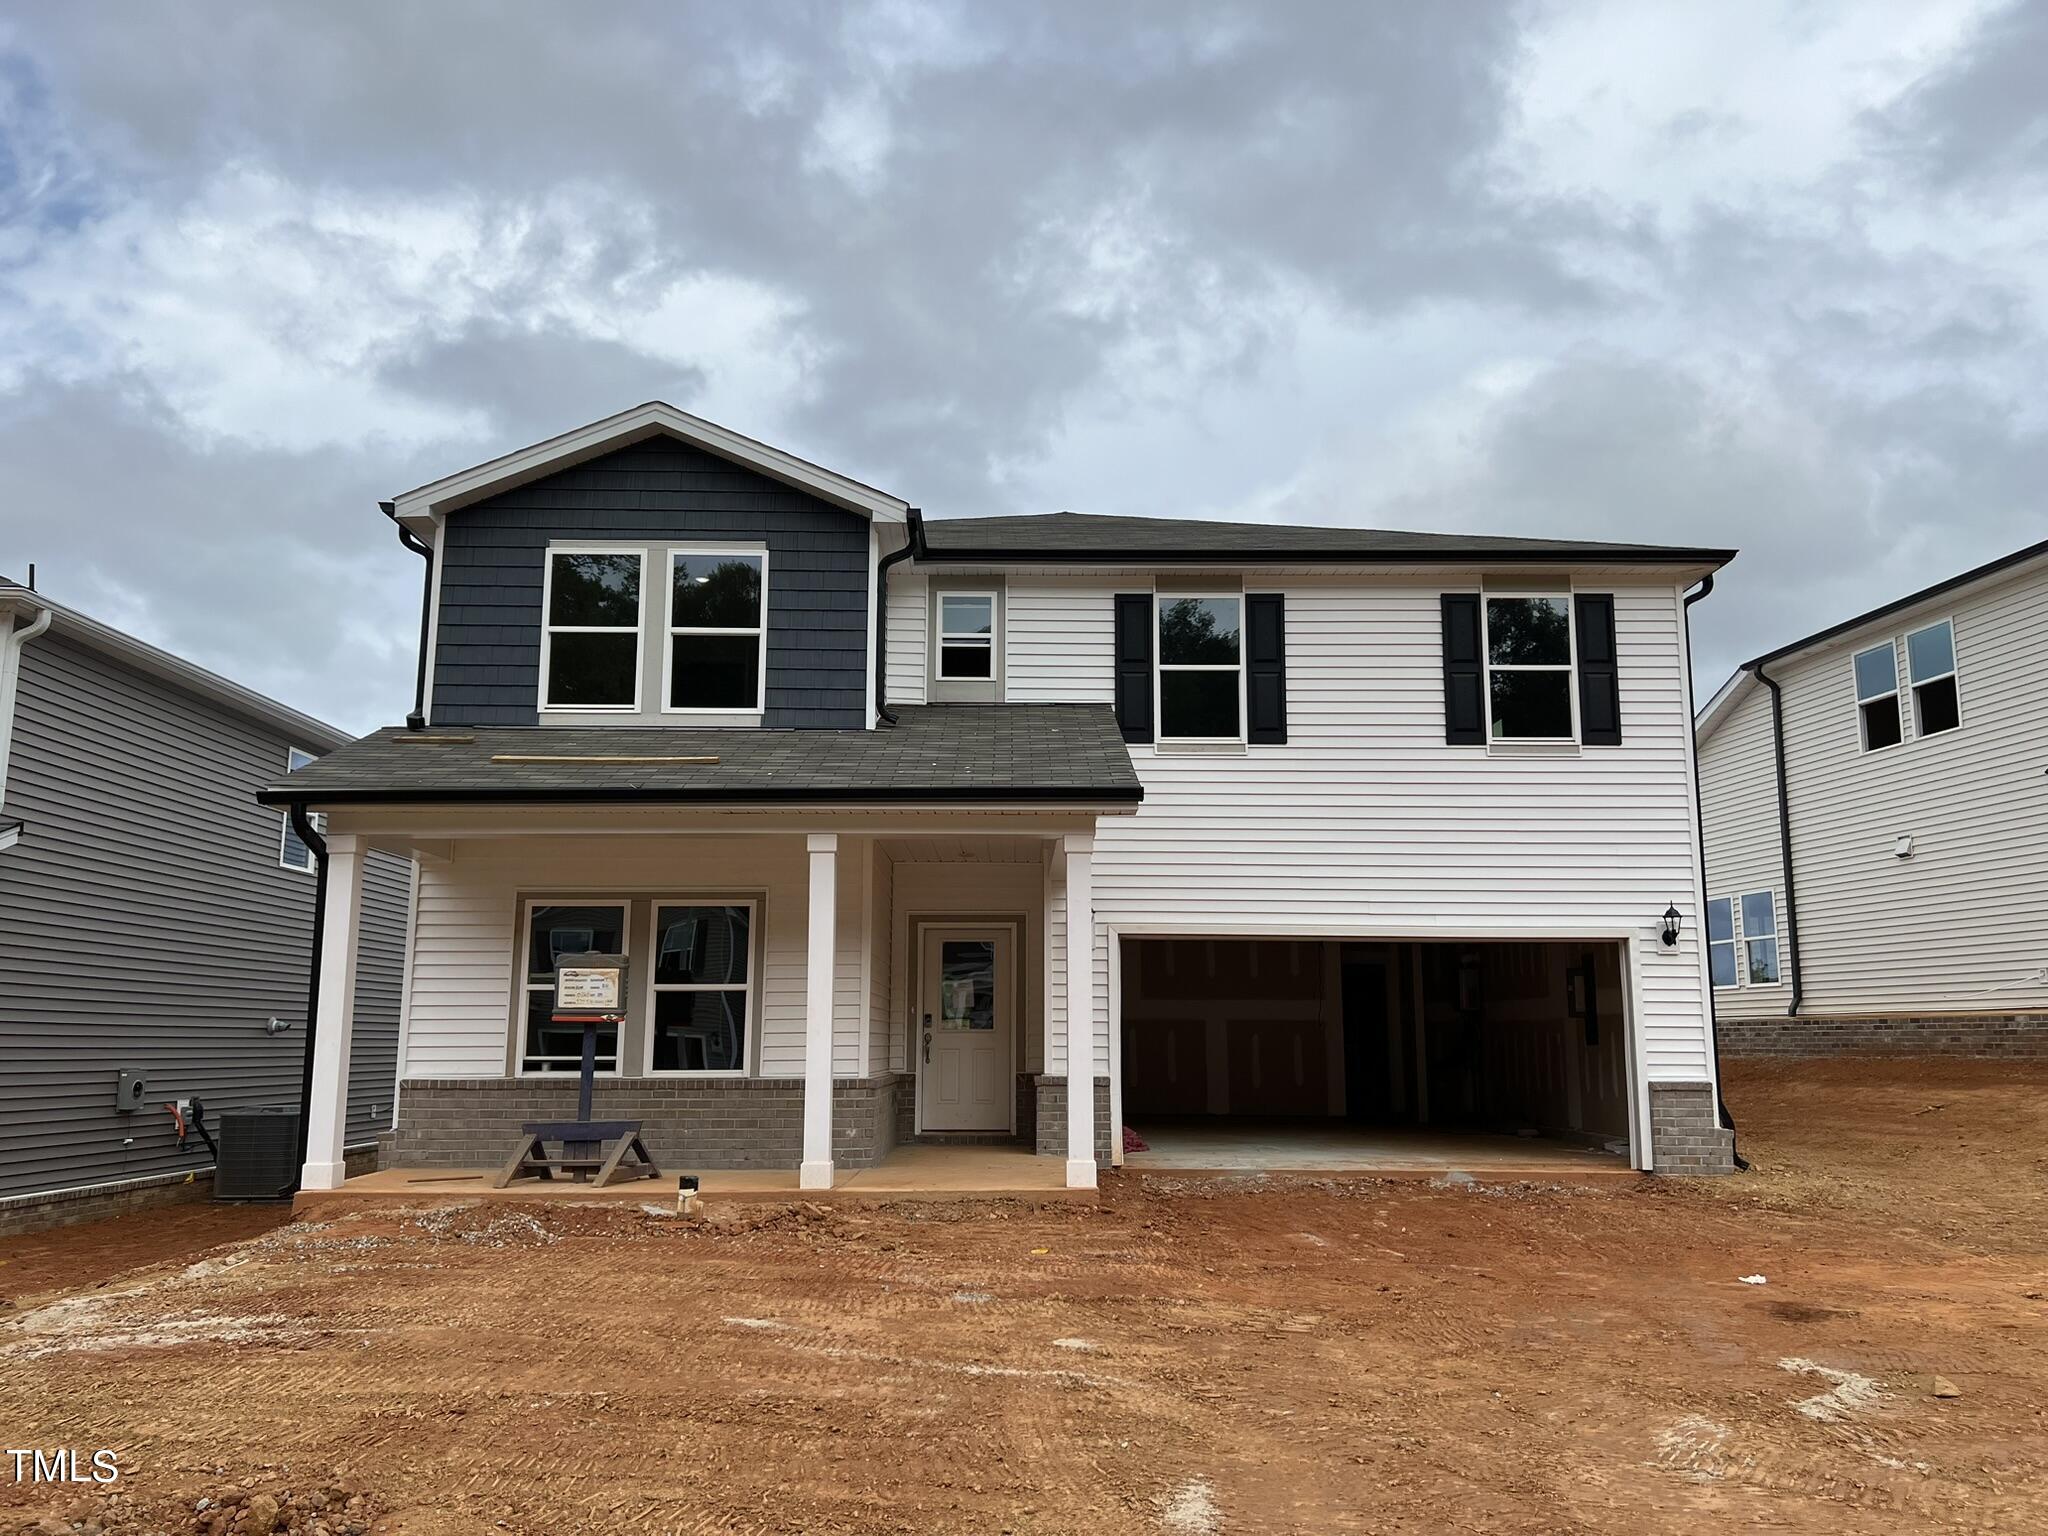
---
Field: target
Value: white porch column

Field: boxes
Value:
[800,833,839,1190]
[1062,831,1097,1190]
[300,832,364,1192]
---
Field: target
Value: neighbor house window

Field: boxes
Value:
[1157,595,1242,740]
[1484,595,1575,740]
[1741,890,1780,985]
[649,903,754,1073]
[542,550,643,710]
[937,593,996,679]
[278,747,318,872]
[1706,897,1737,989]
[519,902,626,1074]
[666,550,766,711]
[1906,619,1960,737]
[1854,641,1902,751]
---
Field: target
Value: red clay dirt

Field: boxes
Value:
[2,1057,2045,1535]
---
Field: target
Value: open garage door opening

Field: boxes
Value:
[1120,938,1636,1173]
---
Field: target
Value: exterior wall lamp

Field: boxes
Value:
[1660,904,1682,948]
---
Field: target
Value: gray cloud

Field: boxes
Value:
[0,2,2043,731]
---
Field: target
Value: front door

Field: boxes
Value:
[919,925,1014,1132]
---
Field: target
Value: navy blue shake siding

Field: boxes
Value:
[431,438,871,728]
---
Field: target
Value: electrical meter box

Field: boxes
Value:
[115,1069,148,1113]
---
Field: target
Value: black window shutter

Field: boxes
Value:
[1441,594,1485,745]
[1246,593,1287,744]
[1113,593,1154,744]
[1575,593,1622,746]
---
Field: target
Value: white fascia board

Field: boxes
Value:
[388,401,911,535]
[1692,669,1755,745]
[0,584,354,753]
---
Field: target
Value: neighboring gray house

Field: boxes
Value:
[1697,535,2048,1056]
[0,578,409,1228]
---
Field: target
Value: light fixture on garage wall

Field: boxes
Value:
[1660,904,1681,948]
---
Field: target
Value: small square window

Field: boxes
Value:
[937,593,996,680]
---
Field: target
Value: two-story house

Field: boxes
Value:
[264,403,1740,1192]
[1697,535,2048,1057]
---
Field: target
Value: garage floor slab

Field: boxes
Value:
[1123,1120,1631,1176]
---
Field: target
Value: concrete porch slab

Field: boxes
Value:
[295,1142,1089,1212]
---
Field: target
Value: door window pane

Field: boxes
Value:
[671,555,763,629]
[1160,670,1240,739]
[1489,670,1573,739]
[1486,597,1571,665]
[939,940,996,1030]
[671,633,762,709]
[1159,598,1241,664]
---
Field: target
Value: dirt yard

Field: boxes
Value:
[3,1058,2045,1535]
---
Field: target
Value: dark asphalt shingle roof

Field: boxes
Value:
[255,705,1140,806]
[918,511,1734,565]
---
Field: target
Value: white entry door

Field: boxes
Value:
[919,925,1014,1132]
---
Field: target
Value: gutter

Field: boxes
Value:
[914,544,1737,567]
[873,507,926,727]
[286,802,329,1194]
[381,500,433,731]
[0,597,55,835]
[1751,659,1804,1015]
[1682,575,1745,1170]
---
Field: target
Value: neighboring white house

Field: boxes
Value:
[1697,535,2048,1055]
[266,403,1741,1193]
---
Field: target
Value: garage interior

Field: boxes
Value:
[1119,938,1634,1171]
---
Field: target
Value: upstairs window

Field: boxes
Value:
[937,593,996,679]
[278,747,318,872]
[1157,595,1242,741]
[667,551,766,712]
[1906,619,1960,737]
[542,550,643,710]
[1853,641,1902,751]
[1484,596,1575,740]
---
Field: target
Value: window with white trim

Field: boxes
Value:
[936,592,996,680]
[278,747,319,872]
[1708,890,1781,989]
[541,550,643,710]
[1740,890,1780,984]
[1156,595,1242,741]
[1853,640,1902,751]
[666,550,766,711]
[649,903,754,1073]
[1706,896,1737,989]
[1484,595,1576,741]
[519,902,627,1074]
[1905,619,1960,737]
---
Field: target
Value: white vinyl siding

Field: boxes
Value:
[1002,572,1714,1085]
[885,568,928,707]
[1004,580,1115,703]
[398,833,869,1079]
[1698,557,2048,1016]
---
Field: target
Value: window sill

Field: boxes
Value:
[1485,739,1582,758]
[1151,740,1248,756]
[657,710,765,727]
[645,1069,750,1079]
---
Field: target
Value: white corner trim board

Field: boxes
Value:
[0,597,55,830]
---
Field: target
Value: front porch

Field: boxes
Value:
[298,809,1117,1198]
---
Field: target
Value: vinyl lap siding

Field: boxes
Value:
[885,568,927,706]
[399,833,869,1082]
[1010,576,1715,1083]
[1006,580,1115,702]
[1695,683,1794,1017]
[0,634,407,1202]
[1762,565,2048,1014]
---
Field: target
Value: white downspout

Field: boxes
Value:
[0,601,54,822]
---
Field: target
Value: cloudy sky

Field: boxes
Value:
[1,1,2042,732]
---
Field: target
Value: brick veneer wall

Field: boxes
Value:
[1648,1083,1735,1175]
[1717,1013,2048,1059]
[1032,1075,1113,1165]
[393,1075,907,1172]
